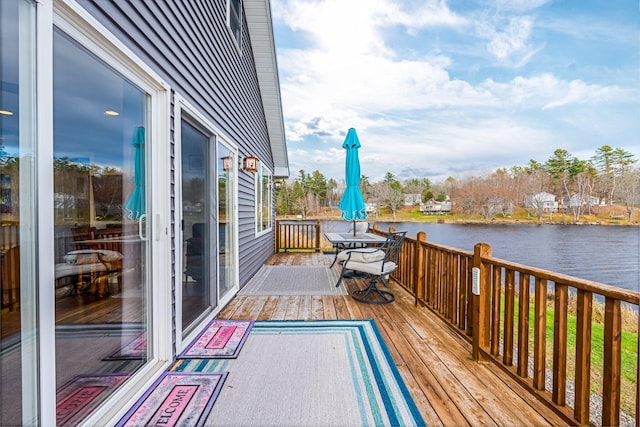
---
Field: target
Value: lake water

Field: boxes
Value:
[321,220,640,293]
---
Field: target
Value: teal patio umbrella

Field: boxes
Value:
[124,126,146,220]
[338,128,368,235]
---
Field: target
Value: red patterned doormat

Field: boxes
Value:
[179,319,253,359]
[103,332,146,360]
[116,372,227,427]
[56,373,130,426]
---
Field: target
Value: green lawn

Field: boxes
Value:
[506,296,638,417]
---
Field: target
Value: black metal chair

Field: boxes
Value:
[334,231,406,304]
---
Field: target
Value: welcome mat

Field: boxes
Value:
[56,373,130,426]
[115,372,227,427]
[238,265,346,296]
[179,319,253,359]
[104,332,146,360]
[173,320,426,426]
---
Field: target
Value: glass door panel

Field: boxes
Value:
[217,143,236,300]
[181,121,210,332]
[52,29,149,424]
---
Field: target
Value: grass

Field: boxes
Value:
[507,294,638,418]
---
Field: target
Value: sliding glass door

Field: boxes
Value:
[180,120,211,332]
[52,28,150,425]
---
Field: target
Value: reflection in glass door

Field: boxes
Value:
[52,29,149,424]
[181,121,211,332]
[0,1,37,425]
[217,143,237,301]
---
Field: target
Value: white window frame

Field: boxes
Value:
[226,0,243,51]
[255,163,273,235]
[39,1,172,425]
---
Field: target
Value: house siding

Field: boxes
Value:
[76,0,276,291]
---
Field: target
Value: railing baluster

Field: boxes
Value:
[552,283,568,405]
[452,253,460,326]
[574,289,593,424]
[602,296,621,426]
[533,277,547,390]
[503,269,515,366]
[465,256,473,336]
[491,266,502,356]
[517,273,530,378]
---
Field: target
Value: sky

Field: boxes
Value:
[270,0,640,183]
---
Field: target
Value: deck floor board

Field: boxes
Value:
[221,252,568,426]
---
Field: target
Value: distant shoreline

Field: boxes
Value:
[288,215,640,227]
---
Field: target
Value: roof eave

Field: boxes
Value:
[244,0,290,179]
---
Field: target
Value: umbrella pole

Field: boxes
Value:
[353,220,356,236]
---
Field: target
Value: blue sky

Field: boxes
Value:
[270,0,640,182]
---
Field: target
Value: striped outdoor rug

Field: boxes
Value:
[173,319,425,426]
[238,265,346,296]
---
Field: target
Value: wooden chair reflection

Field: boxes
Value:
[1,246,20,311]
[70,226,96,250]
[59,226,124,296]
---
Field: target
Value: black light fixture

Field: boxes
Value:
[274,181,282,191]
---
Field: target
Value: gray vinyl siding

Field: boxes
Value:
[76,1,276,286]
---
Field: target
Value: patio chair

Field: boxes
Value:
[328,221,370,269]
[334,231,406,304]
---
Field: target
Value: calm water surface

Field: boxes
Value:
[322,220,640,293]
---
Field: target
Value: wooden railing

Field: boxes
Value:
[370,224,639,427]
[275,220,321,252]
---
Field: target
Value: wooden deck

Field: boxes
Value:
[218,252,569,426]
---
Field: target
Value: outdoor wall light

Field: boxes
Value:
[274,181,282,191]
[221,156,232,172]
[242,155,258,173]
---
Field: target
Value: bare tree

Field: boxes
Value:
[370,181,404,219]
[617,169,640,221]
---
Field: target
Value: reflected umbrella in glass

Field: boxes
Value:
[338,128,368,235]
[124,126,146,220]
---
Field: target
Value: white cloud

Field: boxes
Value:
[272,0,640,181]
[495,0,552,13]
[485,16,533,59]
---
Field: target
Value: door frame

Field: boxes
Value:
[37,1,173,424]
[216,137,240,309]
[174,95,239,353]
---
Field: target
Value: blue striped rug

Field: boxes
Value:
[173,319,425,426]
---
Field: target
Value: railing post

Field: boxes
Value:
[415,232,427,306]
[275,220,281,252]
[315,220,321,252]
[472,242,491,362]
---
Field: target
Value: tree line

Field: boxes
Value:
[275,145,639,222]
